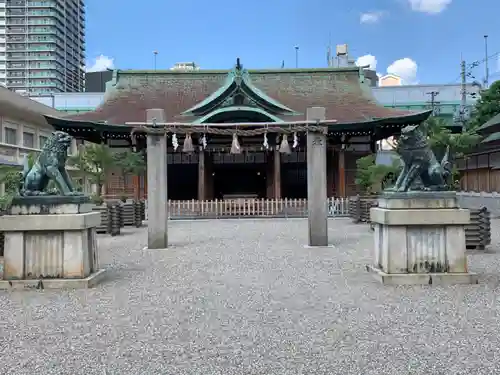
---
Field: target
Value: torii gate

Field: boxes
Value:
[130,107,334,249]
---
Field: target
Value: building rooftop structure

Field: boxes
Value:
[52,63,422,126]
[29,83,479,123]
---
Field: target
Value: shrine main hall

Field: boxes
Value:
[44,60,430,200]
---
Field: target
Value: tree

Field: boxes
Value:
[68,143,115,197]
[421,117,481,159]
[112,149,146,199]
[355,154,401,195]
[467,80,500,130]
[0,152,37,209]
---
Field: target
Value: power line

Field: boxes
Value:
[447,51,500,85]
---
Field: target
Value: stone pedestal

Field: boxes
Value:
[0,196,106,289]
[368,192,478,285]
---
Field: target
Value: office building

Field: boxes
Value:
[0,0,85,95]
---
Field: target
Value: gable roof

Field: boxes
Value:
[63,64,423,125]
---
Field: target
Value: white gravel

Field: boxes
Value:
[1,218,500,374]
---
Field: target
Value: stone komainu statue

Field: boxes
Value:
[19,131,83,196]
[388,124,452,192]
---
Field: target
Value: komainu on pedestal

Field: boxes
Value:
[368,124,478,285]
[0,131,106,289]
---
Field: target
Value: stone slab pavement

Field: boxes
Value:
[2,218,500,374]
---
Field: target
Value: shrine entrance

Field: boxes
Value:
[212,163,267,199]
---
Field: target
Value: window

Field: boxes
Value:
[23,132,34,148]
[4,127,17,145]
[39,135,47,148]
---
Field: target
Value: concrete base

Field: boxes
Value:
[0,201,102,283]
[0,269,107,290]
[370,192,476,285]
[366,265,478,285]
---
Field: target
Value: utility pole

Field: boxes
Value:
[460,59,467,130]
[294,46,299,68]
[484,35,489,89]
[426,91,440,116]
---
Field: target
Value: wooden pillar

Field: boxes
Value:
[198,149,206,200]
[306,107,328,247]
[132,175,139,199]
[205,152,214,200]
[338,148,346,197]
[273,149,281,199]
[265,151,274,198]
[327,148,335,197]
[146,108,168,249]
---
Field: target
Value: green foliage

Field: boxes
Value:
[467,80,500,130]
[355,154,401,194]
[420,117,481,158]
[68,143,115,197]
[113,149,146,176]
[90,193,104,206]
[0,152,38,210]
[112,149,146,198]
[0,166,21,210]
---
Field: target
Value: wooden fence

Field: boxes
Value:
[144,197,349,220]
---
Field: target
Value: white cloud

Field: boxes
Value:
[355,54,378,70]
[387,58,418,84]
[85,55,114,72]
[356,53,419,84]
[407,0,452,14]
[360,11,385,24]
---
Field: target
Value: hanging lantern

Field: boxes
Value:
[172,133,179,151]
[292,132,299,148]
[279,134,291,154]
[263,132,269,149]
[231,133,241,154]
[183,133,194,152]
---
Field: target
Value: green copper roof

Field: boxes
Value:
[181,59,298,117]
[192,106,285,124]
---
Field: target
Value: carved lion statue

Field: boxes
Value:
[19,131,83,196]
[388,124,451,192]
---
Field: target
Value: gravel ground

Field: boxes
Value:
[1,218,500,374]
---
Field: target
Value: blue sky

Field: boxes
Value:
[85,0,500,85]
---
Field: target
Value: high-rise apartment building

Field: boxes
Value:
[0,0,85,95]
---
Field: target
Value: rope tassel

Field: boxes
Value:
[263,132,269,149]
[172,133,179,151]
[231,133,241,154]
[201,133,207,149]
[279,134,291,154]
[183,133,194,152]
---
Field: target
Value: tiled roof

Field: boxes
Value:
[65,67,418,125]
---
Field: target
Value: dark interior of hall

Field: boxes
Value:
[212,163,267,199]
